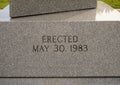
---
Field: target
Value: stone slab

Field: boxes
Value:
[0,78,120,85]
[10,0,97,18]
[0,1,120,77]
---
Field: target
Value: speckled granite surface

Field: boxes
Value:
[0,1,120,77]
[0,78,120,85]
[10,0,97,17]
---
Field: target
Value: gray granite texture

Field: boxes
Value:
[10,0,97,17]
[0,1,120,77]
[0,78,120,85]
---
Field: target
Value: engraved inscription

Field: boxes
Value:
[32,35,88,53]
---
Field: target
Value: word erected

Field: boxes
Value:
[42,35,78,43]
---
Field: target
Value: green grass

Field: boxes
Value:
[0,0,9,9]
[101,0,120,9]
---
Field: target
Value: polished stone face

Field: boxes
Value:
[10,0,97,17]
[0,1,120,77]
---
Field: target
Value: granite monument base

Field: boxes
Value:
[10,0,97,17]
[0,1,120,77]
[0,78,120,85]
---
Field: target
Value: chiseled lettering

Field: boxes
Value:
[33,45,49,52]
[42,35,78,43]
